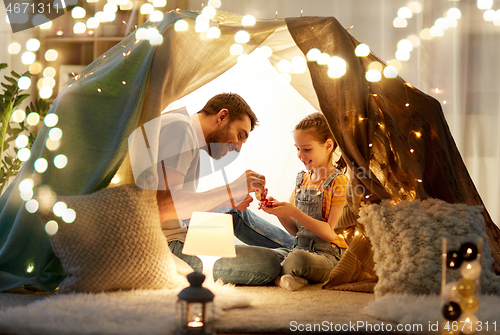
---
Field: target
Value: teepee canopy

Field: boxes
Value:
[0,10,498,292]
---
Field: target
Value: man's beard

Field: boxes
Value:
[205,123,231,160]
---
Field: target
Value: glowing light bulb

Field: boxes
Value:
[19,178,34,193]
[477,0,493,10]
[26,38,40,51]
[150,10,163,22]
[17,148,31,161]
[306,48,321,61]
[207,0,221,8]
[355,43,370,57]
[317,53,330,65]
[54,154,68,169]
[397,39,413,52]
[71,6,86,18]
[27,113,40,126]
[42,77,56,88]
[149,34,163,45]
[73,22,86,34]
[34,158,48,173]
[383,66,398,78]
[8,42,21,54]
[140,3,153,14]
[15,134,29,148]
[145,27,159,40]
[44,114,58,127]
[235,30,250,43]
[135,27,147,40]
[393,17,407,28]
[242,14,256,26]
[484,9,495,21]
[398,6,412,19]
[39,86,53,99]
[87,17,99,29]
[420,28,433,40]
[430,26,444,37]
[174,19,188,31]
[45,49,58,61]
[25,199,39,213]
[21,52,36,65]
[43,67,56,78]
[408,1,422,13]
[11,109,26,123]
[17,76,31,90]
[202,6,216,18]
[435,18,449,30]
[230,44,243,55]
[62,208,77,223]
[206,26,221,39]
[48,127,62,141]
[395,49,410,61]
[45,220,58,235]
[366,69,381,82]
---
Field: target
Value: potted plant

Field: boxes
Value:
[0,63,51,194]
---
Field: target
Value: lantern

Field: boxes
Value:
[176,272,215,335]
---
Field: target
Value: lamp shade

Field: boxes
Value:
[182,212,236,258]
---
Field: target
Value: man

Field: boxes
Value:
[155,93,294,285]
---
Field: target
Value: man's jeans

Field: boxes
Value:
[169,208,295,285]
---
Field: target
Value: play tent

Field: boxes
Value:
[0,10,499,292]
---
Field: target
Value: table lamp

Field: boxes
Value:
[182,212,236,286]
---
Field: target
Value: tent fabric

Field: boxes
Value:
[285,16,500,290]
[0,10,499,292]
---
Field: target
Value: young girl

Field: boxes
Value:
[261,112,348,291]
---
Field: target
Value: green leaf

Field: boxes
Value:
[11,71,21,79]
[1,82,15,94]
[5,76,17,85]
[13,94,29,107]
[0,63,7,70]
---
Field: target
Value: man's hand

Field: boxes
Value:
[228,170,265,208]
[235,194,253,211]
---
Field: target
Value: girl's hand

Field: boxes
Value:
[261,199,296,218]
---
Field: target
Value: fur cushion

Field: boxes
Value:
[359,198,500,297]
[37,184,187,293]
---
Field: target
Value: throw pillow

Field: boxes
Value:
[37,184,187,293]
[359,198,500,297]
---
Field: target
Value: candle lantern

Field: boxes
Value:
[176,272,215,335]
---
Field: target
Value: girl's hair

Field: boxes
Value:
[294,112,346,171]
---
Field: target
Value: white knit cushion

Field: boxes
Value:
[37,184,187,293]
[359,198,500,297]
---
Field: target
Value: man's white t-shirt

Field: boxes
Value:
[158,109,200,241]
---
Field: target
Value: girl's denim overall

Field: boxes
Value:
[280,169,345,283]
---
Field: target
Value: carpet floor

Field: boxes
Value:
[2,284,498,335]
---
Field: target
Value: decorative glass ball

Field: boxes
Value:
[443,281,461,302]
[446,250,463,269]
[457,278,475,297]
[460,295,480,314]
[460,260,482,280]
[442,301,462,320]
[458,314,479,335]
[459,242,478,261]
